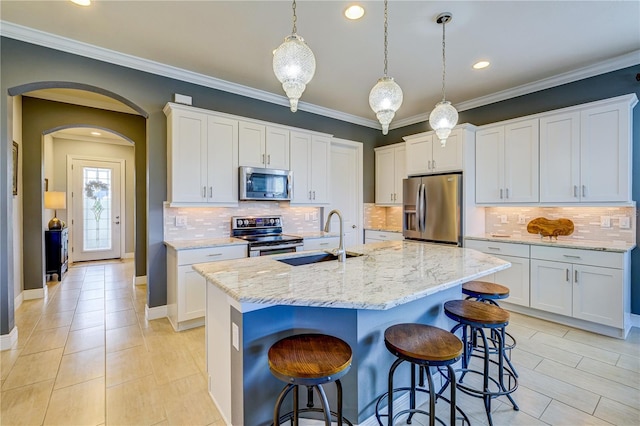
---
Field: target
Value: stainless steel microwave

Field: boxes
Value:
[239,166,293,201]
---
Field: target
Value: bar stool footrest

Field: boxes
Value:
[375,387,470,426]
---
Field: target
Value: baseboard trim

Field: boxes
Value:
[0,327,18,351]
[123,252,134,259]
[145,304,167,321]
[23,288,44,300]
[14,291,23,310]
[631,313,640,328]
[134,275,147,286]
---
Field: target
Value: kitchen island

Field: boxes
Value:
[194,240,510,425]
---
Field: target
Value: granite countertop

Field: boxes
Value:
[365,227,403,233]
[193,240,510,311]
[465,234,635,253]
[164,238,248,251]
[295,231,340,239]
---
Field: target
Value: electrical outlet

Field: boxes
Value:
[311,211,318,221]
[500,215,508,224]
[517,214,526,224]
[619,216,631,229]
[175,215,187,227]
[600,216,611,228]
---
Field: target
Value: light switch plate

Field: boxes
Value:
[175,215,187,227]
[517,214,526,224]
[232,323,239,351]
[600,216,611,228]
[619,216,630,229]
[500,215,508,224]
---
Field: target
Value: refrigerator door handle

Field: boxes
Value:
[415,186,422,232]
[420,183,426,232]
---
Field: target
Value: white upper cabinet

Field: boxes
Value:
[238,121,290,170]
[404,129,462,176]
[476,118,539,203]
[540,99,633,203]
[375,143,405,205]
[290,131,331,205]
[165,103,238,206]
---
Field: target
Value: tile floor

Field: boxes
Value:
[1,259,639,425]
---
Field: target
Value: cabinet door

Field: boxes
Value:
[475,126,504,203]
[375,148,396,205]
[405,134,433,176]
[169,110,208,203]
[178,266,206,321]
[289,131,312,204]
[580,103,631,202]
[207,116,238,203]
[265,126,290,169]
[310,135,331,204]
[539,112,581,202]
[530,259,572,316]
[504,119,539,203]
[493,254,530,307]
[433,129,463,172]
[394,145,406,204]
[573,265,623,328]
[238,121,266,167]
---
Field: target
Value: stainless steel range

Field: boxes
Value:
[231,215,303,257]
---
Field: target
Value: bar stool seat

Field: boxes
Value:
[375,323,470,426]
[269,333,353,425]
[444,300,518,426]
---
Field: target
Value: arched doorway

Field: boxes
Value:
[7,82,147,303]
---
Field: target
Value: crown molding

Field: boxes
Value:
[390,49,640,130]
[2,21,637,132]
[0,21,380,129]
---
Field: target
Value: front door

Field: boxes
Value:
[328,139,363,248]
[71,158,123,261]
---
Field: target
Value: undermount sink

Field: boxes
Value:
[277,251,363,266]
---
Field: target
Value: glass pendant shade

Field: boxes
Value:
[429,100,458,146]
[273,34,316,112]
[369,76,403,135]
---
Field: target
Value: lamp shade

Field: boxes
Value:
[429,101,459,146]
[44,191,66,210]
[273,34,316,112]
[369,76,403,135]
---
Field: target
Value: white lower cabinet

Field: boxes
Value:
[167,244,247,331]
[303,237,340,251]
[530,246,625,329]
[464,240,530,307]
[364,230,403,243]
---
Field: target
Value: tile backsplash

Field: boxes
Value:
[485,206,636,244]
[164,202,322,241]
[364,203,402,231]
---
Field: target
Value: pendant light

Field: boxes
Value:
[429,12,458,147]
[368,0,403,135]
[273,0,316,112]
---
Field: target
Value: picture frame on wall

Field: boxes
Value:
[12,141,18,196]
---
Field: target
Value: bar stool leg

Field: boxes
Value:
[312,385,332,425]
[478,328,494,426]
[387,358,403,426]
[425,365,436,426]
[447,365,457,426]
[497,328,520,411]
[274,383,296,426]
[336,379,344,426]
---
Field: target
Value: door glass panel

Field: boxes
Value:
[83,167,112,251]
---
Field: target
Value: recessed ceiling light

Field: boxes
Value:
[70,0,91,6]
[473,61,490,70]
[344,5,365,20]
[90,131,101,136]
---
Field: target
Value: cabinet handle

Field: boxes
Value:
[313,191,316,200]
[309,190,312,200]
[432,160,436,170]
[427,160,431,170]
[209,187,213,198]
[203,186,207,198]
[573,185,578,198]
[319,243,329,246]
[267,154,271,165]
[505,188,509,199]
[566,269,569,282]
[262,154,265,164]
[500,188,503,199]
[582,185,586,197]
[563,254,581,259]
[207,253,222,257]
[575,269,578,283]
[487,246,501,250]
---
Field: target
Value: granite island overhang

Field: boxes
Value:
[193,240,511,425]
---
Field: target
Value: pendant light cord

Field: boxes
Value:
[383,0,389,76]
[292,0,297,34]
[441,17,446,102]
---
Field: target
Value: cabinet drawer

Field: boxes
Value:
[365,230,404,241]
[177,245,247,265]
[465,240,529,258]
[530,246,623,269]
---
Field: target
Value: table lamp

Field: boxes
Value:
[44,191,66,230]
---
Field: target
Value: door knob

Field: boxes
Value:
[115,221,120,225]
[352,225,357,229]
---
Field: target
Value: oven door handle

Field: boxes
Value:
[249,242,303,253]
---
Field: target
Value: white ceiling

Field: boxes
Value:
[1,1,639,131]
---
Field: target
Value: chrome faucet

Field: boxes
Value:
[323,209,346,262]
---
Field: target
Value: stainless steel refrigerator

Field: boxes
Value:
[403,173,462,245]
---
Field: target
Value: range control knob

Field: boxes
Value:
[275,218,280,225]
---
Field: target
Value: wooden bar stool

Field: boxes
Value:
[462,280,518,376]
[375,323,470,426]
[444,300,518,426]
[268,333,353,426]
